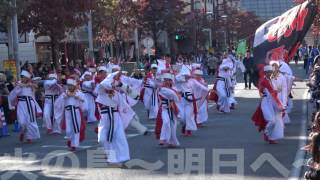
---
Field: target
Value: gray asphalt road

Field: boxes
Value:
[0,62,310,180]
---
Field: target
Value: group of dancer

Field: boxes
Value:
[6,51,298,166]
[7,55,214,166]
[252,59,297,144]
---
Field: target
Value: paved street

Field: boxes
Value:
[0,63,311,180]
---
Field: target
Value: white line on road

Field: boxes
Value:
[288,89,309,180]
[41,145,93,149]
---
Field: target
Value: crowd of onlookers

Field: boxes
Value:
[304,46,320,180]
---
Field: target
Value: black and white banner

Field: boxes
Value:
[253,0,317,65]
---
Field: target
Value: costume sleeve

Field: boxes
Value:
[81,81,95,92]
[44,79,57,89]
[160,88,180,103]
[261,79,283,109]
[8,86,22,106]
[175,74,185,83]
[280,75,288,108]
[121,76,143,90]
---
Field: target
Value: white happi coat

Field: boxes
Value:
[261,79,284,141]
[282,73,295,124]
[279,61,295,124]
[216,68,233,113]
[9,84,42,140]
[195,78,209,124]
[176,76,208,130]
[54,91,87,147]
[118,75,144,127]
[221,56,241,105]
[143,73,159,119]
[118,93,136,129]
[81,80,97,123]
[96,90,130,163]
[159,87,180,146]
[43,79,64,133]
[271,74,288,111]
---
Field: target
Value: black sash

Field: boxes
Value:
[216,76,231,97]
[181,92,193,102]
[17,96,36,123]
[145,84,157,106]
[161,99,174,123]
[100,106,118,142]
[65,105,80,133]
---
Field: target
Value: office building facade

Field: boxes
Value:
[240,0,294,22]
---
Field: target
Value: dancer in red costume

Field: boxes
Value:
[252,65,285,144]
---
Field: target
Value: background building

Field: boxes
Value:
[240,0,294,22]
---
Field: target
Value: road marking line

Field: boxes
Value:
[41,145,92,149]
[288,89,309,179]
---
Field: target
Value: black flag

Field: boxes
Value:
[252,0,317,84]
[253,0,317,64]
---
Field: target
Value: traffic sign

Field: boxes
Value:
[142,37,154,48]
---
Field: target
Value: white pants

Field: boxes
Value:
[179,98,197,131]
[43,98,61,133]
[160,108,180,146]
[197,100,208,124]
[144,88,158,119]
[129,115,147,134]
[216,80,231,113]
[65,106,82,147]
[84,93,97,123]
[17,97,41,140]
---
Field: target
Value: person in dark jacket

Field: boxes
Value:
[242,51,254,89]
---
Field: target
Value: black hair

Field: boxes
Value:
[312,133,320,163]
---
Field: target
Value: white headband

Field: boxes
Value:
[48,74,58,79]
[66,79,77,86]
[21,70,31,78]
[98,66,108,73]
[264,65,273,72]
[193,69,203,75]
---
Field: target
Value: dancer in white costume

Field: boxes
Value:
[252,65,285,144]
[43,73,64,134]
[119,73,148,135]
[55,77,87,151]
[96,74,130,165]
[81,71,97,123]
[278,60,295,124]
[193,69,209,126]
[176,65,208,136]
[142,64,159,120]
[9,70,42,143]
[269,61,288,125]
[216,64,233,113]
[155,72,181,147]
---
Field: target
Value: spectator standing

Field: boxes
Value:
[243,51,254,89]
[207,53,218,76]
[307,46,320,75]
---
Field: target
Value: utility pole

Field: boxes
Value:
[134,28,140,62]
[7,17,14,59]
[191,0,197,54]
[87,10,94,61]
[132,0,140,62]
[10,0,20,78]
